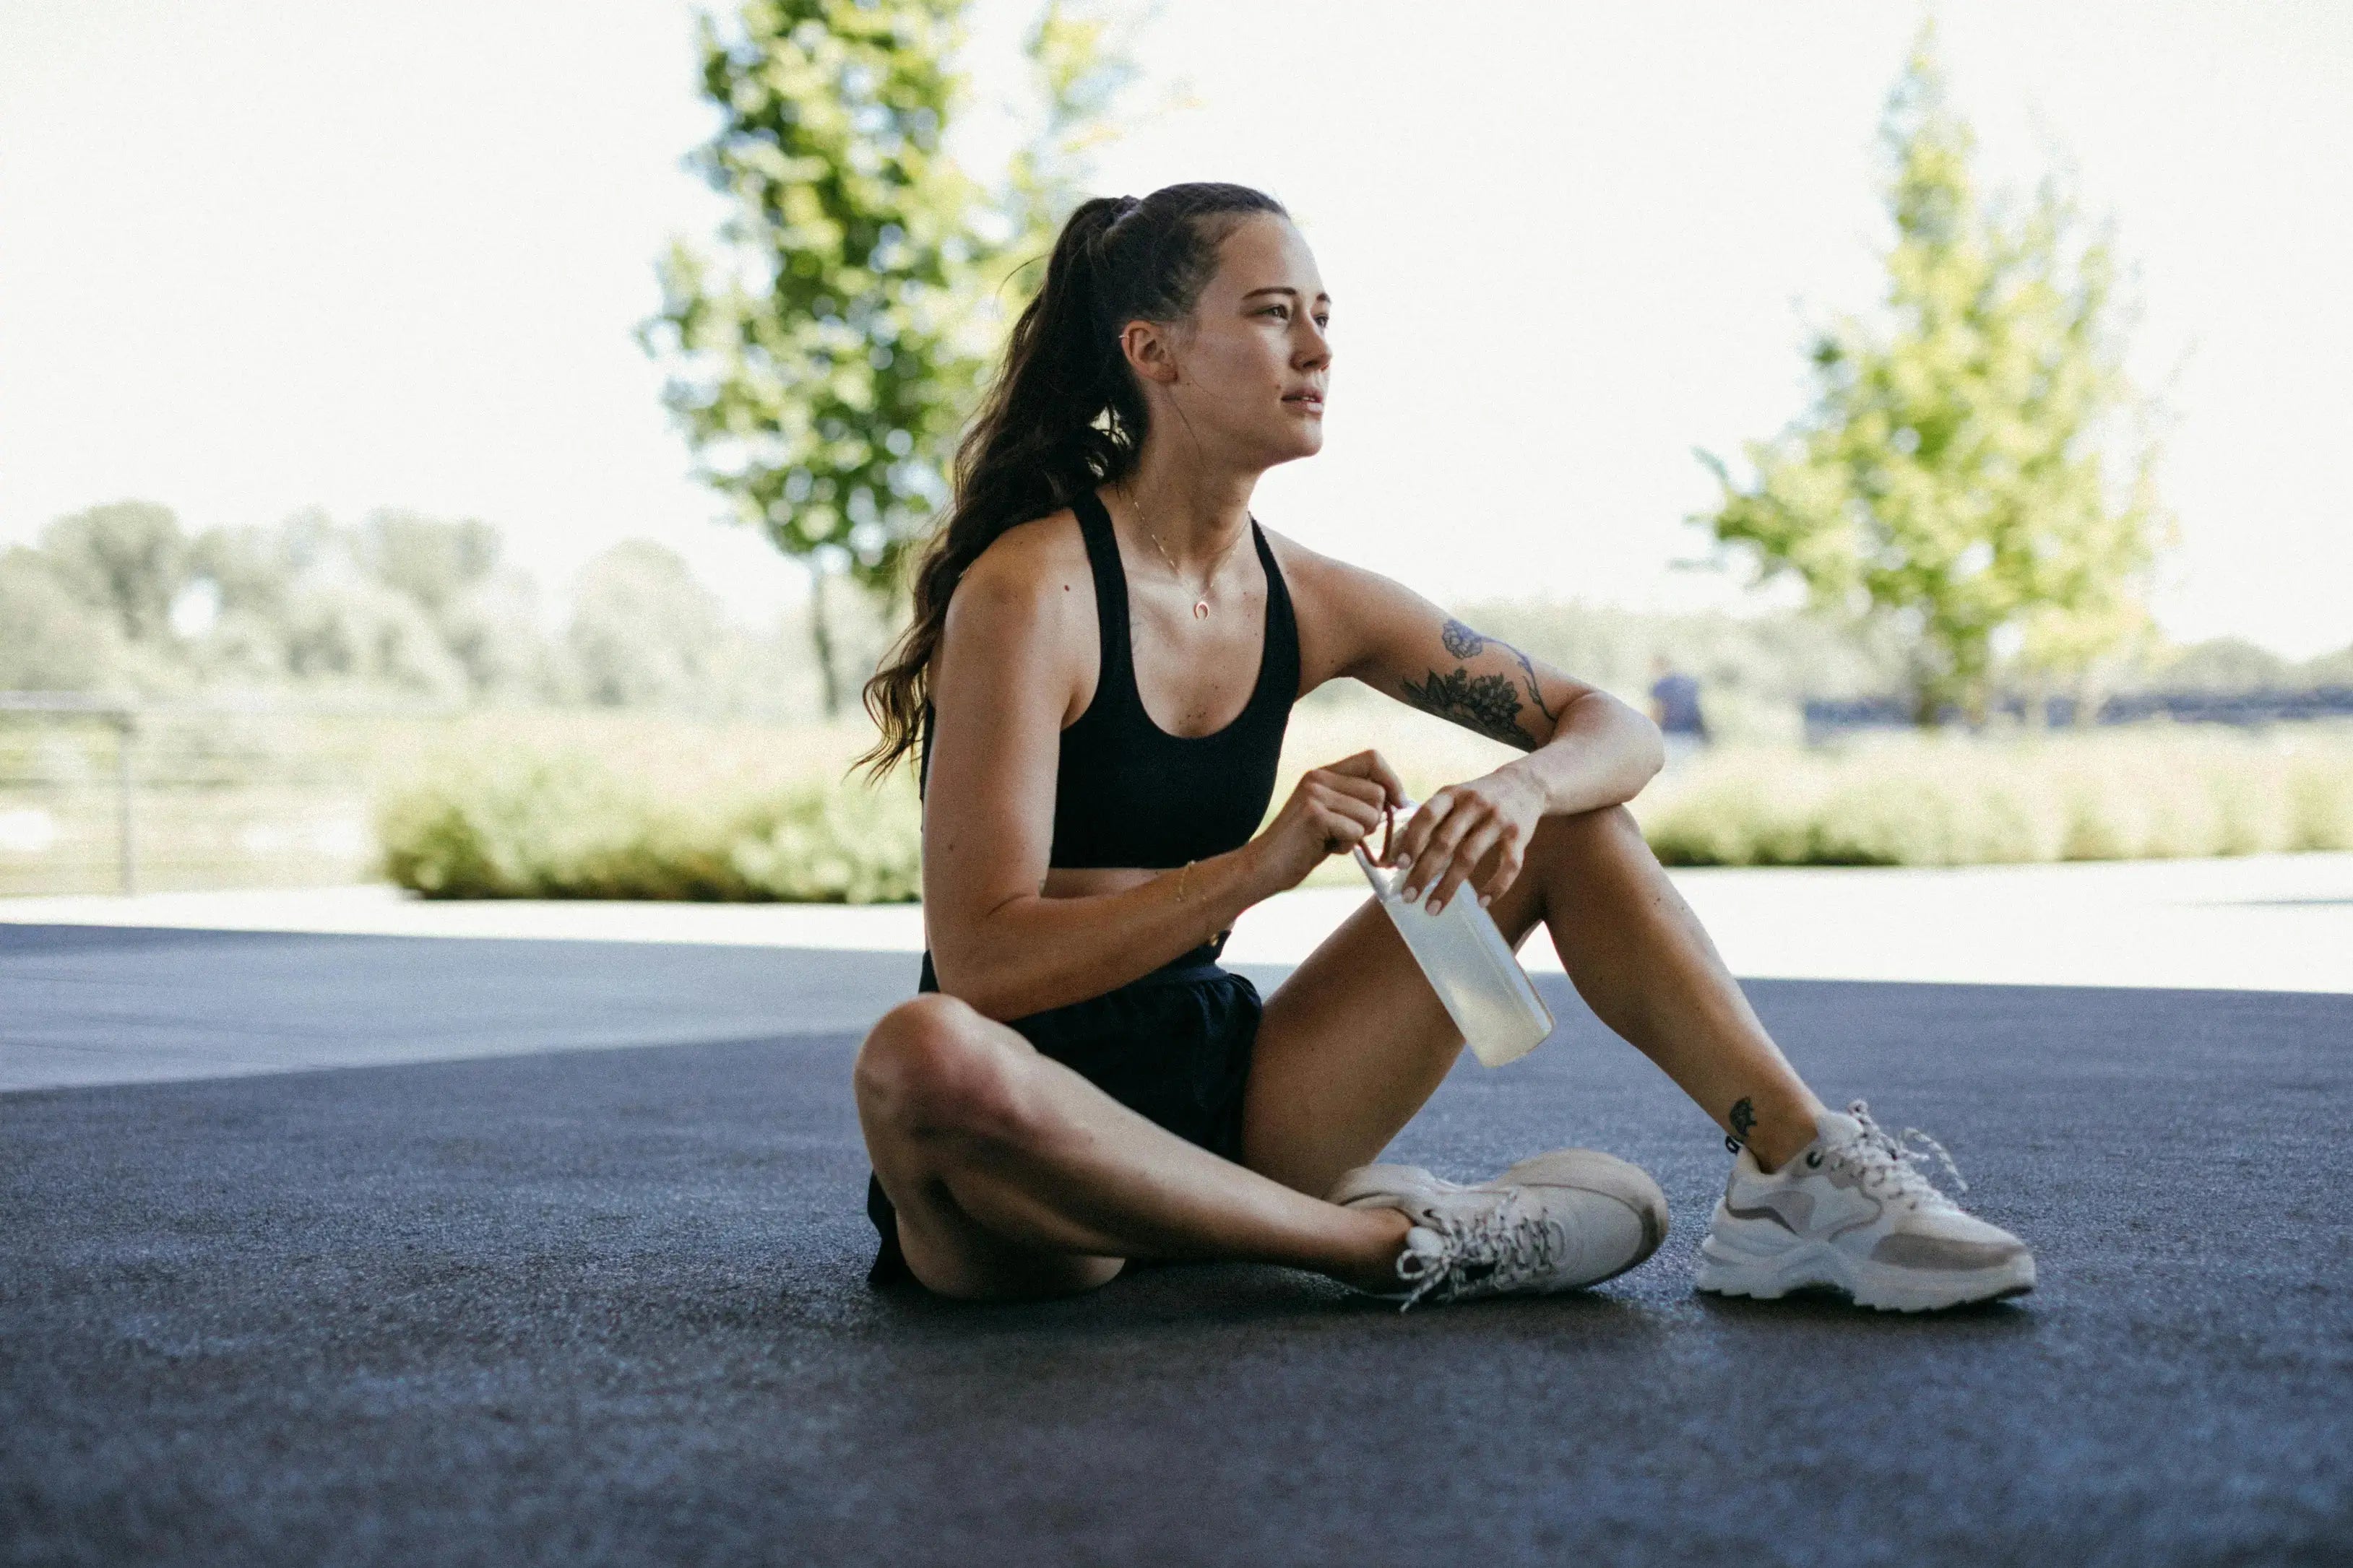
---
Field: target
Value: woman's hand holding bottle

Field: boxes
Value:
[1245,750,1407,896]
[1386,765,1547,914]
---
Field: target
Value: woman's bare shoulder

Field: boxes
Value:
[938,508,1097,675]
[1256,527,1402,620]
[961,508,1091,597]
[1256,526,1434,686]
[1255,524,1335,584]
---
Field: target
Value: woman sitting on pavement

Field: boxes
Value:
[852,182,2034,1312]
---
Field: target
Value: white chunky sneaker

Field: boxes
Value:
[1329,1149,1670,1309]
[1694,1100,2035,1312]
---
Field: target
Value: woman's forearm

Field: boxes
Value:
[928,842,1276,1021]
[1507,690,1665,816]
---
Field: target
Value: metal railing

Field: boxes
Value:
[1802,687,2353,741]
[0,693,462,899]
[0,694,142,894]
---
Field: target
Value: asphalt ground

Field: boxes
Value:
[3,925,2349,1567]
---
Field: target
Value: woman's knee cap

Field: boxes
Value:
[854,996,1024,1137]
[1537,802,1644,857]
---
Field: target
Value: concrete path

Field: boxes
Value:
[0,924,920,1094]
[4,849,2348,984]
[1,854,2343,1094]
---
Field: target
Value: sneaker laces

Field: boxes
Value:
[1391,1190,1568,1310]
[1828,1099,1969,1208]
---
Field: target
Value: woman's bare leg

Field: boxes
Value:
[1526,805,1826,1167]
[858,804,1821,1300]
[1244,804,1825,1197]
[854,994,1410,1301]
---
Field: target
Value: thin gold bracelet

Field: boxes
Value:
[1175,859,1196,902]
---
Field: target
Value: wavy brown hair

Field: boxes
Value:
[858,182,1290,779]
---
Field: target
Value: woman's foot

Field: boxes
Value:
[1694,1100,2035,1312]
[1328,1149,1670,1307]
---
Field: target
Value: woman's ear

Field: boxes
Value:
[1119,319,1182,386]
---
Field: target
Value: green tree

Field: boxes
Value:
[40,500,191,649]
[360,510,552,699]
[642,0,1134,714]
[568,539,741,710]
[0,547,122,691]
[1696,30,2170,724]
[363,511,502,625]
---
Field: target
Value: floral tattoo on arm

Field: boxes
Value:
[1400,619,1563,750]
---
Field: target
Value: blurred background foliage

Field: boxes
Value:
[638,0,1141,713]
[5,14,2349,901]
[0,499,843,717]
[379,727,922,902]
[6,497,2339,726]
[360,710,2353,903]
[1698,28,2169,726]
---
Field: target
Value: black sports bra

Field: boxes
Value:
[920,485,1300,870]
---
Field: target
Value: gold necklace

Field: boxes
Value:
[1123,480,1245,620]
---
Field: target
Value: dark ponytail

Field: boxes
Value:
[858,181,1289,778]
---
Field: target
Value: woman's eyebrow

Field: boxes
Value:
[1240,285,1333,304]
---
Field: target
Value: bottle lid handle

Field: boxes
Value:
[1352,798,1412,901]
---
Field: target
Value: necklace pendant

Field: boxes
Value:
[1193,599,1210,619]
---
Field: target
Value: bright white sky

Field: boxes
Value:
[3,1,2348,656]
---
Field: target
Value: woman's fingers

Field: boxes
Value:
[1425,819,1504,913]
[1309,768,1390,814]
[1406,796,1521,911]
[1481,833,1526,902]
[1307,779,1386,829]
[1392,789,1456,882]
[1305,781,1383,846]
[1324,748,1404,794]
[1360,750,1409,809]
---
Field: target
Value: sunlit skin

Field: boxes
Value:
[855,213,1829,1299]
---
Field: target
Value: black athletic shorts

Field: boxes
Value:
[864,939,1261,1286]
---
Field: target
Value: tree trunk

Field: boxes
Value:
[809,565,842,719]
[1961,678,1990,729]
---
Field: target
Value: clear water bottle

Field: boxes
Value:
[1352,803,1554,1067]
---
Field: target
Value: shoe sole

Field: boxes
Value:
[1693,1231,2036,1312]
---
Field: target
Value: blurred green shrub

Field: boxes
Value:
[379,721,2353,900]
[379,747,920,901]
[1639,726,2353,867]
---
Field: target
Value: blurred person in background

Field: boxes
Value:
[847,183,2034,1315]
[1649,656,1709,767]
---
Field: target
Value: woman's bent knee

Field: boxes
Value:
[1542,801,1640,844]
[853,995,1029,1144]
[1529,802,1649,871]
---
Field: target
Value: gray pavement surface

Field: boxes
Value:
[0,925,918,1093]
[4,924,2350,1566]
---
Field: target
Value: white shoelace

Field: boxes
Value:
[1829,1099,1969,1208]
[1393,1190,1569,1310]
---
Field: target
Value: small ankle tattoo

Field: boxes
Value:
[1724,1096,1756,1155]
